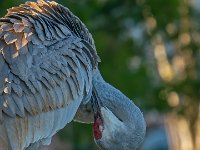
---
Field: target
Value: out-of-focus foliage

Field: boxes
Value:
[1,0,200,149]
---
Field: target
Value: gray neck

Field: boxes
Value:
[93,69,146,134]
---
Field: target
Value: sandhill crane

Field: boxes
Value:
[0,0,146,150]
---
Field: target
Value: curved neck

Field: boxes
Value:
[92,70,146,132]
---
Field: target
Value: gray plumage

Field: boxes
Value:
[0,1,145,150]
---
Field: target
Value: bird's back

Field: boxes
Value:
[0,1,99,149]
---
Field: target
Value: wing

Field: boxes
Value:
[0,0,99,123]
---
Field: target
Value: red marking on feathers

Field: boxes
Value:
[93,115,103,140]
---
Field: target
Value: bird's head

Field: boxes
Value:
[91,71,146,150]
[93,106,137,150]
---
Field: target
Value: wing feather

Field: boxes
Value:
[13,23,24,32]
[48,89,57,109]
[55,86,64,108]
[22,95,32,115]
[11,83,23,97]
[2,95,16,117]
[0,0,99,123]
[32,92,44,113]
[11,93,25,117]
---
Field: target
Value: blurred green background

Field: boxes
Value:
[1,0,200,149]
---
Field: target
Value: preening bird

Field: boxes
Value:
[0,0,146,150]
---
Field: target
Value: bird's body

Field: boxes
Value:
[0,98,80,149]
[0,1,146,150]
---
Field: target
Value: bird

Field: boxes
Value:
[0,0,146,150]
